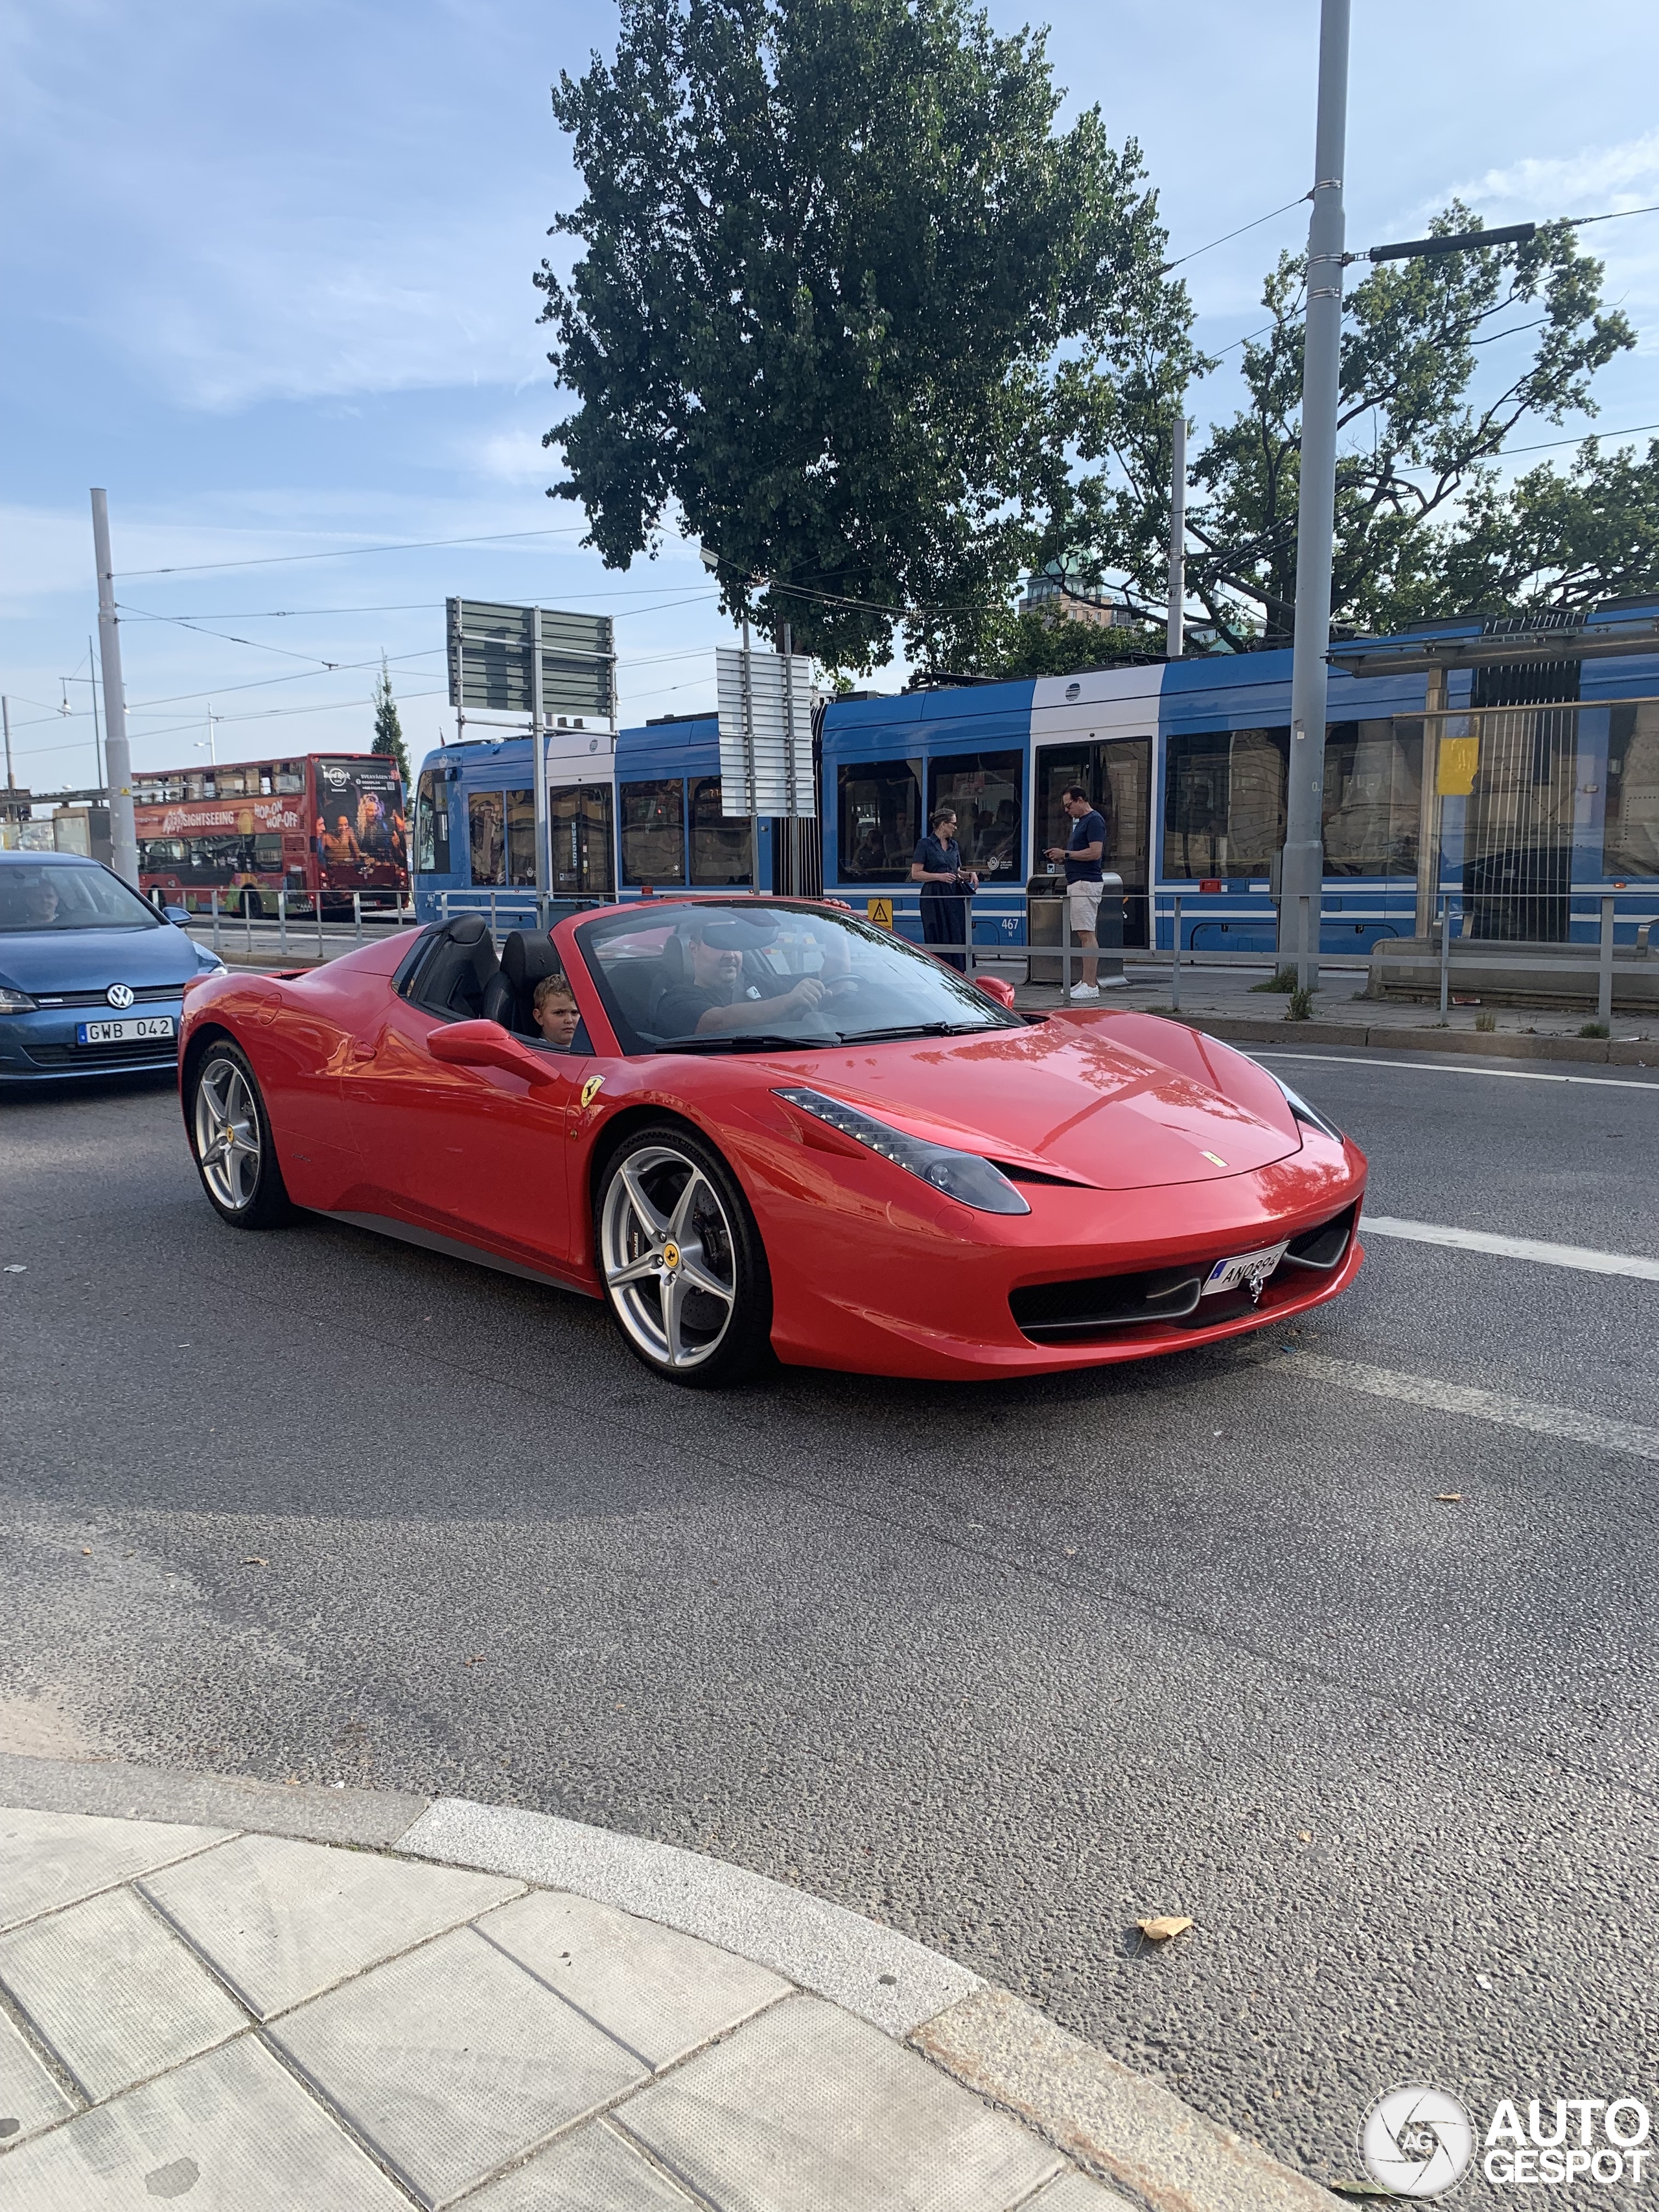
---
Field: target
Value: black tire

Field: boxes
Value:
[594,1121,772,1387]
[188,1042,294,1230]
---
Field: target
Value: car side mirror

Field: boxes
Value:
[974,975,1017,1010]
[162,906,192,924]
[428,1018,561,1087]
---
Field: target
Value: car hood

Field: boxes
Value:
[0,924,207,995]
[758,1012,1303,1191]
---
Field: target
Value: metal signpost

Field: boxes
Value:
[715,638,817,895]
[446,600,616,921]
[90,490,139,888]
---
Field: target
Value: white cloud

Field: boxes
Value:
[1448,132,1659,215]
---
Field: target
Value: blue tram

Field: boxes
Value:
[413,605,1659,953]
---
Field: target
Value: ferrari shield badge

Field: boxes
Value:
[579,1075,605,1110]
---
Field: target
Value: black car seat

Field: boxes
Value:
[410,912,500,1019]
[482,931,564,1034]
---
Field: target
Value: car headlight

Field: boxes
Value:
[776,1086,1030,1215]
[1272,1075,1343,1143]
[0,986,38,1014]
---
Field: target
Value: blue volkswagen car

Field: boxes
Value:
[0,850,226,1086]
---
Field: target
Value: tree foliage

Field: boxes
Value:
[539,0,1200,669]
[373,656,411,785]
[1055,206,1637,648]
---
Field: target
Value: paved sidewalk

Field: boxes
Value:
[0,1761,1342,2212]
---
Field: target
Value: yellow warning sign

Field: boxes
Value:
[866,896,894,929]
[1436,734,1479,797]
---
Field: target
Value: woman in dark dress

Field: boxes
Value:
[911,806,977,972]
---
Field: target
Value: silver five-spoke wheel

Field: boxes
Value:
[194,1057,263,1212]
[599,1143,739,1373]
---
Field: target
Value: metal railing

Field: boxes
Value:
[200,889,416,962]
[1419,891,1659,1024]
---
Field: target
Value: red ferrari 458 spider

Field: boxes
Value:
[179,897,1365,1386]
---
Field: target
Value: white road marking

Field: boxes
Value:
[1253,1050,1659,1091]
[1363,1215,1659,1281]
[1281,1351,1659,1463]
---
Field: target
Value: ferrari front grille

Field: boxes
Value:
[1009,1204,1356,1342]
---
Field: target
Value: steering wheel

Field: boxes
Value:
[820,975,863,1000]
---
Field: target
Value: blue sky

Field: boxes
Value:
[4,0,1656,793]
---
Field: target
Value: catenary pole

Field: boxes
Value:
[3,695,13,789]
[89,635,105,792]
[91,489,139,887]
[1277,0,1350,977]
[1166,408,1187,661]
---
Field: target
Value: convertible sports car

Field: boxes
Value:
[178,897,1366,1385]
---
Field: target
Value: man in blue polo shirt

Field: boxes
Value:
[1045,784,1114,999]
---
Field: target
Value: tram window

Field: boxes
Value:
[469,791,505,886]
[506,788,536,886]
[929,752,1022,881]
[690,776,752,885]
[550,784,614,897]
[415,771,452,874]
[1606,703,1659,877]
[837,758,922,881]
[1163,727,1288,878]
[620,779,686,885]
[1323,720,1422,875]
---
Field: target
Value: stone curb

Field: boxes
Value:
[1145,1012,1656,1066]
[0,1752,1341,2209]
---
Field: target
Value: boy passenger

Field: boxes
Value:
[531,973,581,1050]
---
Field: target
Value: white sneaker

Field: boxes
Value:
[1068,983,1100,999]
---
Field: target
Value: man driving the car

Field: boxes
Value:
[655,911,845,1038]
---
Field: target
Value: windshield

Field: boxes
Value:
[575,900,1023,1054]
[0,863,163,933]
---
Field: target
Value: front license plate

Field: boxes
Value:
[76,1016,176,1045]
[1202,1239,1289,1297]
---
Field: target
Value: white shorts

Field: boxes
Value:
[1067,880,1104,935]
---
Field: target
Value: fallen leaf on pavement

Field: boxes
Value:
[242,1556,268,1566]
[1137,1915,1194,1942]
[1297,1830,1313,1841]
[1435,1493,1463,1502]
[81,1547,91,1555]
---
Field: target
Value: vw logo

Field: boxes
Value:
[106,983,135,1010]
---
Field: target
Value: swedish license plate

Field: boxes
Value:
[76,1016,176,1045]
[1202,1239,1289,1297]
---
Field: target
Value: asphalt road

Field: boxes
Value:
[4,1048,1658,2194]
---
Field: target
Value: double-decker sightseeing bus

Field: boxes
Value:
[134,753,408,918]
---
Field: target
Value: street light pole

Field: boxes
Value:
[91,489,139,887]
[1277,0,1351,981]
[1166,406,1187,662]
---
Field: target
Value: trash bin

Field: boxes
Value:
[1096,872,1125,984]
[1025,872,1067,983]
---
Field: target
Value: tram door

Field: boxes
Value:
[548,784,614,900]
[1035,739,1152,946]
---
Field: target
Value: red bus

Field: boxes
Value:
[134,753,408,918]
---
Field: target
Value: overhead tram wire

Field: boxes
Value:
[1161,192,1312,273]
[117,522,592,581]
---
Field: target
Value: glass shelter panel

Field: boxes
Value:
[620,780,686,886]
[837,758,922,882]
[1322,720,1423,875]
[1606,703,1659,878]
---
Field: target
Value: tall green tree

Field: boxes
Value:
[539,0,1200,670]
[373,656,411,784]
[1050,207,1636,649]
